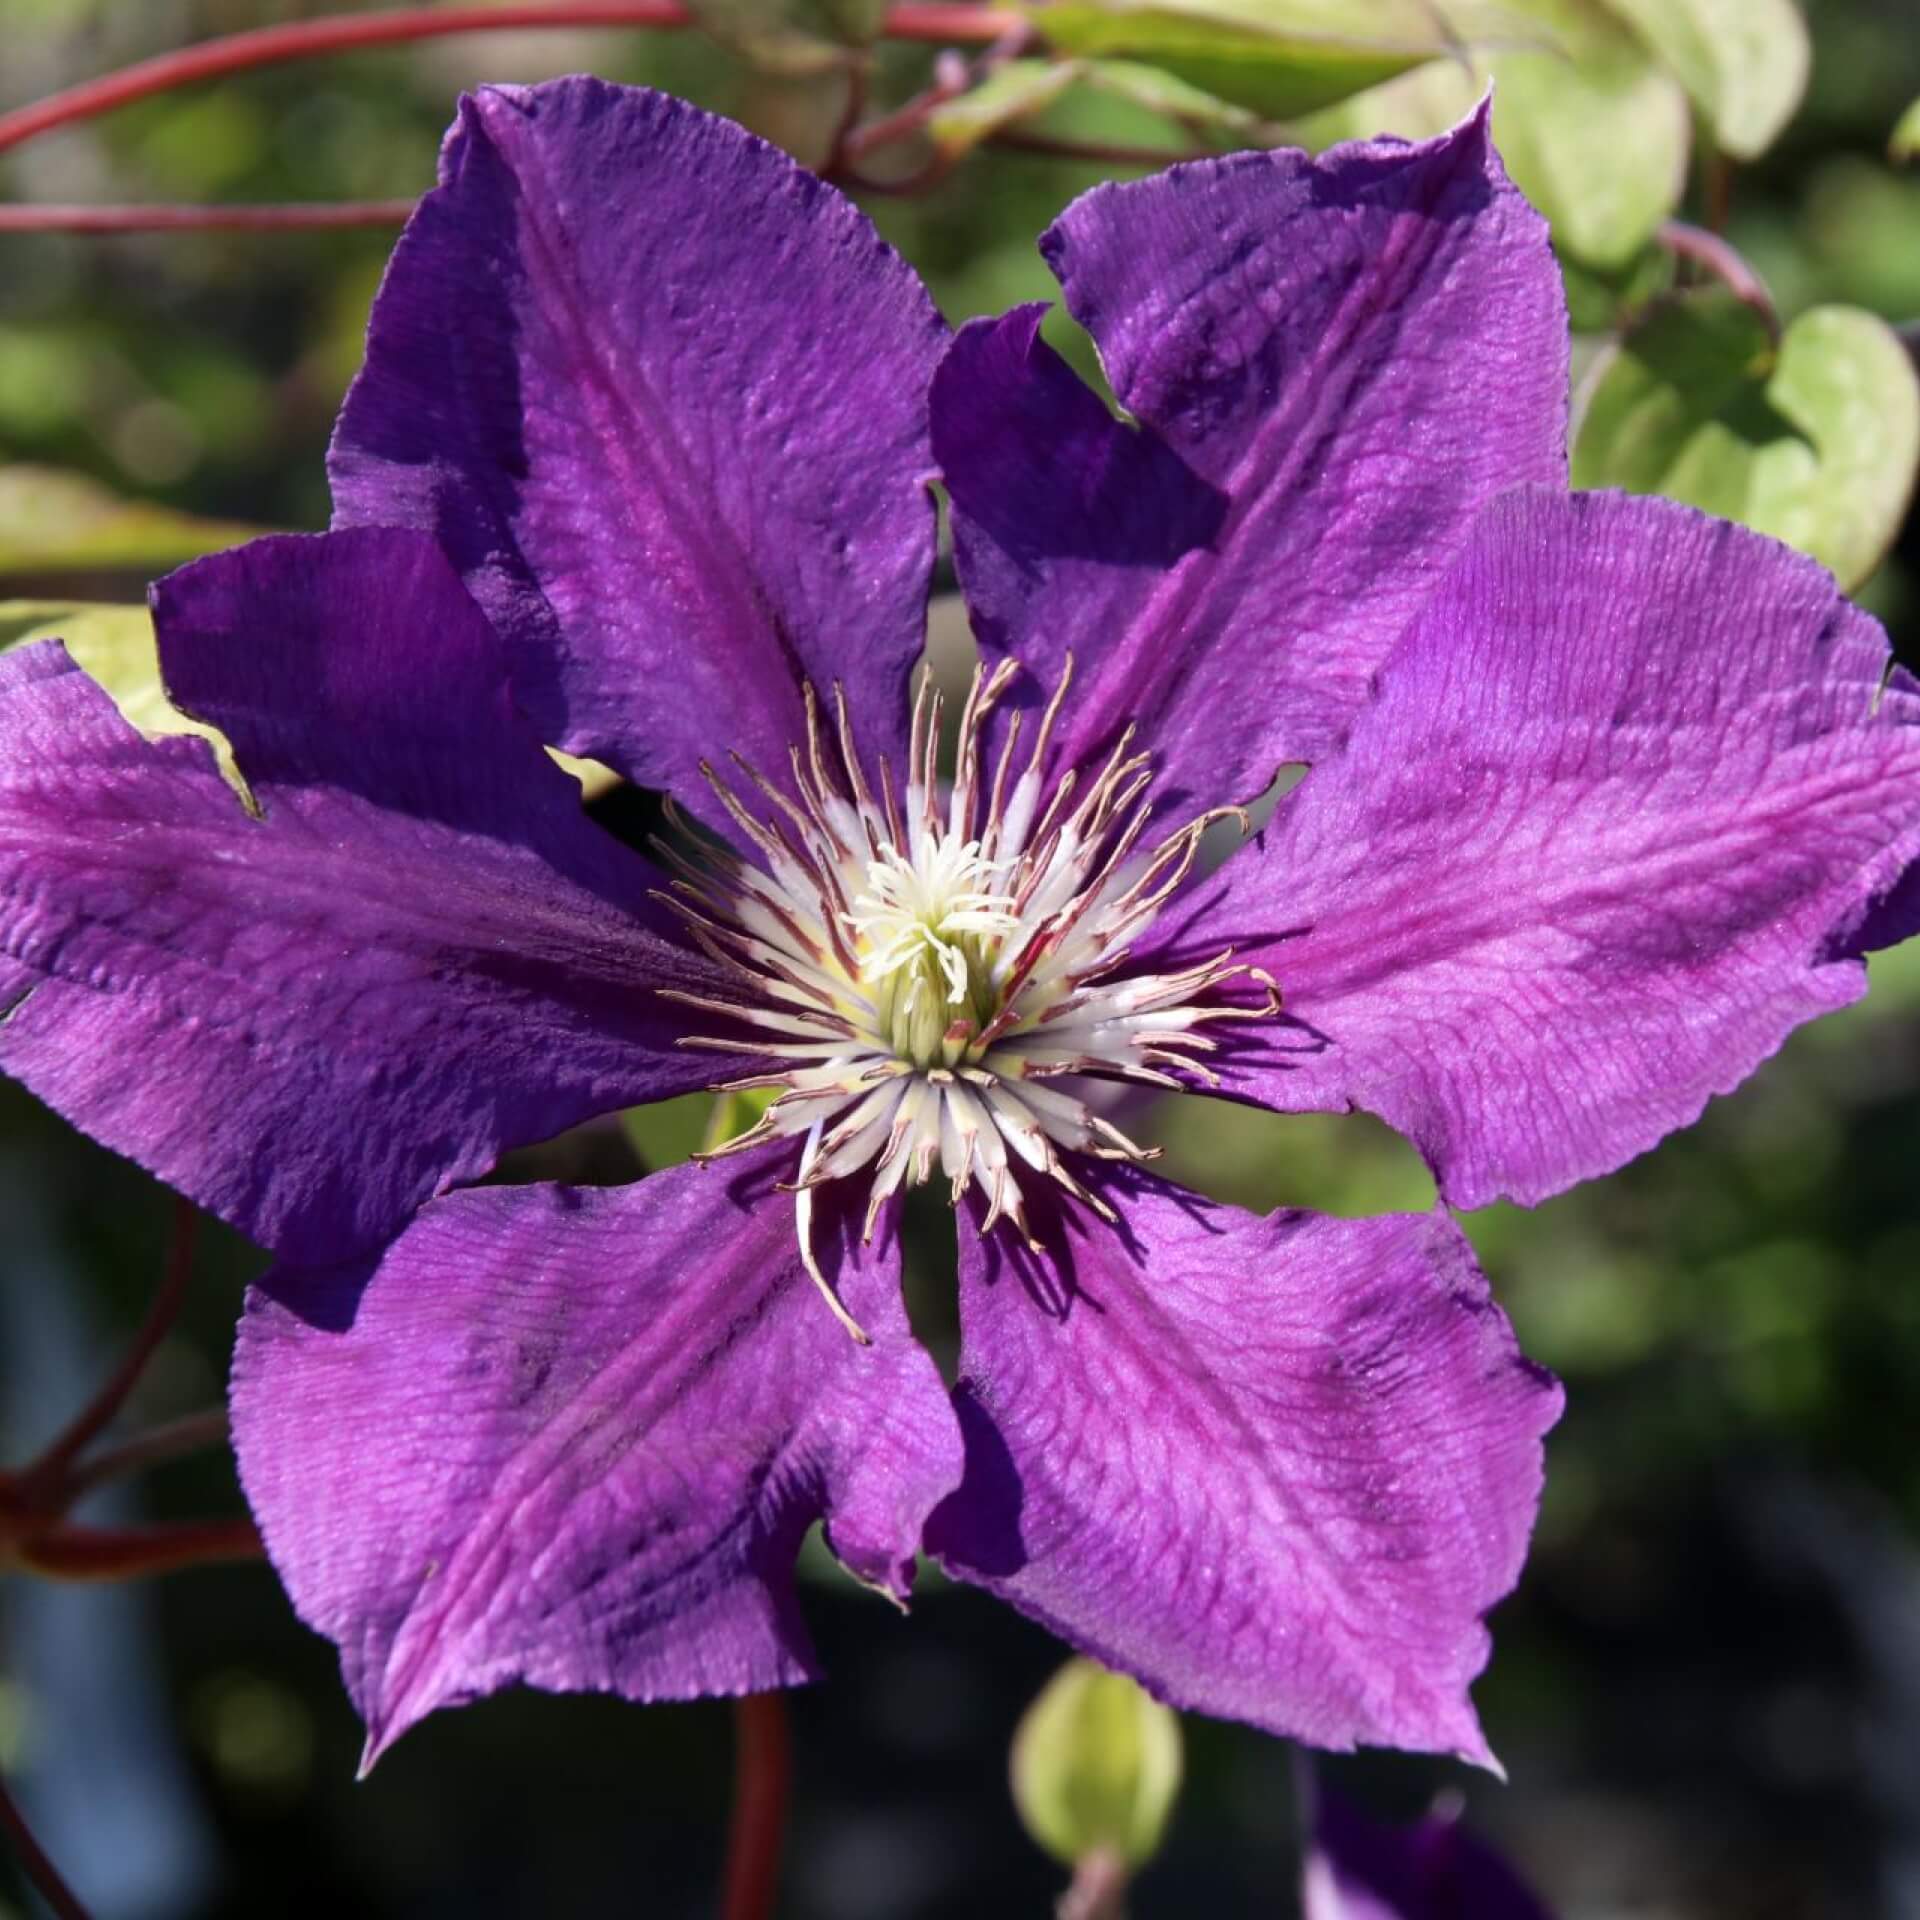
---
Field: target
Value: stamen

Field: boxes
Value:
[661,657,1271,1340]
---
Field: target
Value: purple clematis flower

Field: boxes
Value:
[3,78,1917,1774]
[1302,1779,1555,1919]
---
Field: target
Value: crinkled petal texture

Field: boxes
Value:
[1303,1784,1554,1920]
[926,1179,1559,1764]
[330,77,947,820]
[1164,488,1920,1210]
[934,102,1567,816]
[0,528,734,1261]
[232,1150,963,1768]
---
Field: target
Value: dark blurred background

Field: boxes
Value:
[4,1,1920,1915]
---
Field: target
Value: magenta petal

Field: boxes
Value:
[927,1181,1559,1762]
[330,78,946,816]
[0,529,734,1260]
[1174,488,1920,1210]
[934,104,1567,813]
[232,1153,963,1766]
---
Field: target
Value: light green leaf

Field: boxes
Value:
[1300,0,1689,268]
[0,465,264,576]
[684,0,883,72]
[929,60,1086,156]
[1077,57,1263,133]
[1892,95,1920,163]
[1011,1658,1183,1871]
[0,599,254,807]
[1601,0,1808,159]
[1558,241,1673,334]
[1020,0,1505,121]
[1571,294,1920,590]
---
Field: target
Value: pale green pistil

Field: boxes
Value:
[846,835,1019,1067]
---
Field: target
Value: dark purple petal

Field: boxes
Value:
[0,529,736,1260]
[330,78,946,820]
[1303,1781,1554,1920]
[232,1150,962,1767]
[927,1178,1559,1763]
[934,103,1567,815]
[1167,488,1920,1210]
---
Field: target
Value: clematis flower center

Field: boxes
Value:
[654,659,1276,1343]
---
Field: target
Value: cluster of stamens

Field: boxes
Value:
[652,658,1277,1342]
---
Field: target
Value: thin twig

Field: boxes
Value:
[0,200,418,232]
[0,4,1019,157]
[0,1769,92,1920]
[719,1693,793,1920]
[15,1516,262,1581]
[59,1408,231,1503]
[28,1196,197,1488]
[1057,1849,1130,1920]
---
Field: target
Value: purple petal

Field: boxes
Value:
[1168,488,1920,1210]
[926,1179,1559,1763]
[1303,1782,1554,1920]
[330,78,946,818]
[232,1150,963,1767]
[0,529,735,1260]
[934,103,1567,815]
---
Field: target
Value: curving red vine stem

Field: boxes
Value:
[0,1,1227,233]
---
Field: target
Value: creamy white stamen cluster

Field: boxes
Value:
[654,658,1276,1343]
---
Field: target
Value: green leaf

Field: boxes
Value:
[1558,241,1673,334]
[929,60,1086,156]
[0,465,264,576]
[1020,0,1498,121]
[1892,95,1920,164]
[1077,57,1263,134]
[1571,293,1920,590]
[1600,0,1808,160]
[1011,1658,1183,1871]
[684,0,883,72]
[0,599,254,807]
[1300,0,1690,268]
[1479,0,1691,267]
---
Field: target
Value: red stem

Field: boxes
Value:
[60,1408,231,1503]
[0,4,1018,157]
[27,1196,197,1490]
[719,1693,792,1920]
[16,1517,262,1581]
[0,201,417,232]
[0,1770,93,1920]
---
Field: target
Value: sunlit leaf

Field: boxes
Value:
[549,747,622,801]
[1300,0,1689,268]
[620,1093,720,1173]
[684,0,883,72]
[0,465,264,576]
[1077,56,1263,133]
[929,60,1085,156]
[1011,1658,1183,1870]
[1571,293,1920,590]
[0,599,253,807]
[1892,95,1920,164]
[1020,0,1509,121]
[1602,0,1808,160]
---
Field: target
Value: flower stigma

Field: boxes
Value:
[653,658,1278,1344]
